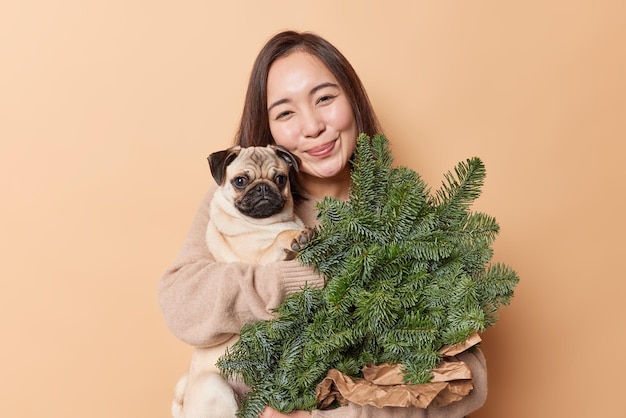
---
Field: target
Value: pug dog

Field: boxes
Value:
[172,145,314,418]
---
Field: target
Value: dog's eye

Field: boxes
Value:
[233,176,249,189]
[274,174,287,187]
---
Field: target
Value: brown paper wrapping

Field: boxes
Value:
[316,334,481,409]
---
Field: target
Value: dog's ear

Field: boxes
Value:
[271,145,300,172]
[208,147,240,185]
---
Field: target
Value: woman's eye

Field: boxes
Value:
[233,176,249,189]
[317,95,335,104]
[274,174,287,187]
[275,110,292,120]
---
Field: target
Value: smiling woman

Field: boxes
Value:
[232,30,382,205]
[158,30,488,418]
[267,50,358,199]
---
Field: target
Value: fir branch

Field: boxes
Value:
[433,157,486,225]
[218,134,519,417]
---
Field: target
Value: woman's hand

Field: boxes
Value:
[260,406,312,418]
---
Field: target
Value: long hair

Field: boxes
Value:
[234,30,382,147]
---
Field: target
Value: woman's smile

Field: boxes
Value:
[306,138,337,157]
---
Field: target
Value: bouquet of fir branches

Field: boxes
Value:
[218,134,519,417]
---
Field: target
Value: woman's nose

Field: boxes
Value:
[301,110,325,139]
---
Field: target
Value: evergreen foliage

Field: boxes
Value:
[218,134,519,417]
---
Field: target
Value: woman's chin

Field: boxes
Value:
[303,164,345,180]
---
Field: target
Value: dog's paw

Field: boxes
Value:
[281,227,316,261]
[290,227,316,252]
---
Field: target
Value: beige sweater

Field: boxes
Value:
[158,185,487,417]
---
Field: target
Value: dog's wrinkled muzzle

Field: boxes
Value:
[236,183,285,219]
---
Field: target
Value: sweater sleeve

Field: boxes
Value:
[310,347,488,418]
[158,187,325,347]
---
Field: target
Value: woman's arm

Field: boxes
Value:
[158,186,324,347]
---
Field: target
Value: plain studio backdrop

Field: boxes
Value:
[1,1,625,417]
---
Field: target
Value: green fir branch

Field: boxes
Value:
[218,134,519,418]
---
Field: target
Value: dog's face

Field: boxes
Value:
[208,145,300,219]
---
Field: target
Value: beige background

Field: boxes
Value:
[2,1,625,417]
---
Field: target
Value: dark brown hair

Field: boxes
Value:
[234,30,382,147]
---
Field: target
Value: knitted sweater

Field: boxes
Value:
[158,184,488,417]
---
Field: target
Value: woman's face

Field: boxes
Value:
[266,50,358,182]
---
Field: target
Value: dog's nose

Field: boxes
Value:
[256,184,269,196]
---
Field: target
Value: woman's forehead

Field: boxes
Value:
[267,51,339,99]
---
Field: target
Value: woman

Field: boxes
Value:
[159,30,487,418]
